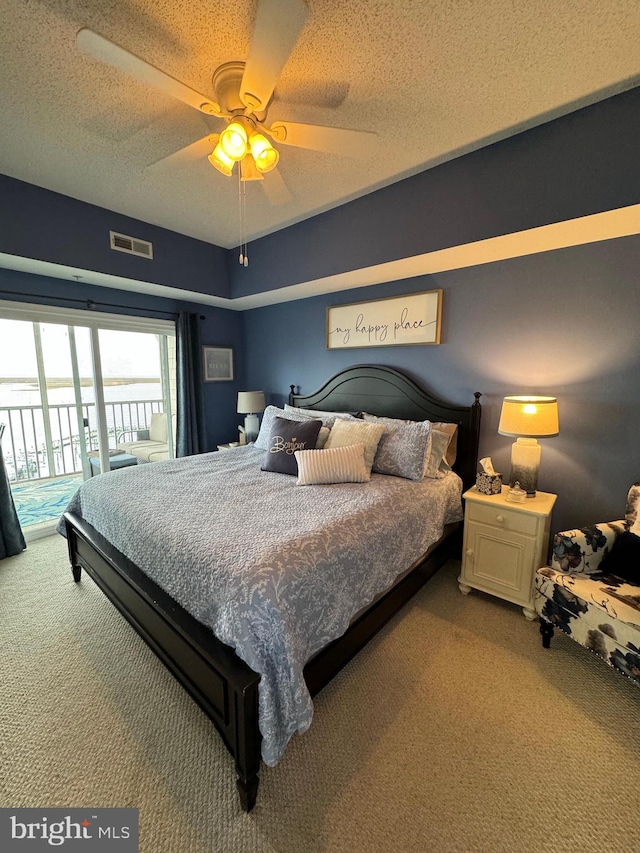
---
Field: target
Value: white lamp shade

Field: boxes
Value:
[498,396,559,438]
[237,391,265,414]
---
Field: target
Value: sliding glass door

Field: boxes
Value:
[0,302,175,531]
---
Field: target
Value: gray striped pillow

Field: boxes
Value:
[295,444,370,485]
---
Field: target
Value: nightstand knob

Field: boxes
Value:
[496,515,505,523]
[465,549,474,557]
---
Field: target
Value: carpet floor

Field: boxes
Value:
[1,535,639,853]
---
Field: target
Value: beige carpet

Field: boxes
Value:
[2,536,640,853]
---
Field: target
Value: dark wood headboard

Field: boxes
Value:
[288,364,481,491]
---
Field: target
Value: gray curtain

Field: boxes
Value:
[0,426,26,559]
[176,312,206,457]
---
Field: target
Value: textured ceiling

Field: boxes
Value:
[1,0,640,250]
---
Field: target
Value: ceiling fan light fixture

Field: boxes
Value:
[250,133,279,173]
[208,143,234,176]
[220,121,249,161]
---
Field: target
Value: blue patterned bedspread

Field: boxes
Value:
[60,445,462,764]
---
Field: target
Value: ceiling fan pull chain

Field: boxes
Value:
[242,178,249,266]
[238,169,245,265]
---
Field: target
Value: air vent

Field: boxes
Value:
[109,231,153,259]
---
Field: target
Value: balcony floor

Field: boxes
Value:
[12,474,82,530]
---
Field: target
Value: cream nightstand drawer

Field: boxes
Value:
[466,501,539,536]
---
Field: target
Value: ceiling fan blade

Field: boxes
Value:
[146,134,219,174]
[240,0,309,112]
[267,121,378,157]
[261,168,294,205]
[76,29,221,116]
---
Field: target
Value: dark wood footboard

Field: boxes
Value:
[64,511,460,811]
[64,512,261,810]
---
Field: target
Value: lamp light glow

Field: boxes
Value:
[250,133,279,173]
[498,395,559,496]
[220,121,249,161]
[208,143,234,176]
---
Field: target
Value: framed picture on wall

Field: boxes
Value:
[202,346,234,382]
[326,289,442,349]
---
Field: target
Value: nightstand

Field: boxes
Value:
[459,486,557,619]
[217,442,241,451]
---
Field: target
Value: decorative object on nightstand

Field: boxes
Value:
[498,395,559,496]
[459,486,557,620]
[505,481,527,503]
[217,442,241,451]
[237,391,265,444]
[475,456,502,495]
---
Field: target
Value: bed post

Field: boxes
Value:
[65,517,82,582]
[234,679,261,812]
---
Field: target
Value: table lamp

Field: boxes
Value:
[498,396,559,496]
[237,391,265,444]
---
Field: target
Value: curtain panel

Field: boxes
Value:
[0,427,26,559]
[176,313,206,457]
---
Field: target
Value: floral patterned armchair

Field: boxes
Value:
[534,484,640,686]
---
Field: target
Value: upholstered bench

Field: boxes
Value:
[534,484,640,686]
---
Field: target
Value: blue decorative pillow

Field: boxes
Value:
[261,416,322,475]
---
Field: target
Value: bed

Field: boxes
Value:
[62,364,481,811]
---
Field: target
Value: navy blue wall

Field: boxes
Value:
[229,86,640,297]
[0,267,243,451]
[243,234,640,536]
[0,175,230,299]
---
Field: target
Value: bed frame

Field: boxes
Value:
[63,364,481,811]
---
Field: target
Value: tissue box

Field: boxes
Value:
[476,472,502,495]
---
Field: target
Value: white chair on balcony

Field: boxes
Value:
[117,413,174,463]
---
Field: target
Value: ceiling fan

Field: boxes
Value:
[76,0,378,206]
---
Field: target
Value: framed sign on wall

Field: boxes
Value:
[326,289,442,350]
[202,346,234,381]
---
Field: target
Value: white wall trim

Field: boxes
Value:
[2,204,639,312]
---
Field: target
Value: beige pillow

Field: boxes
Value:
[431,421,458,466]
[323,418,385,473]
[423,428,452,478]
[295,444,370,485]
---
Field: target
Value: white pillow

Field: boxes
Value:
[323,418,385,473]
[149,412,168,443]
[295,444,370,485]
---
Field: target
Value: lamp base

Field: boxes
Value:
[244,413,260,444]
[509,437,541,497]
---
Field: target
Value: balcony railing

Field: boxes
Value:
[0,400,163,483]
